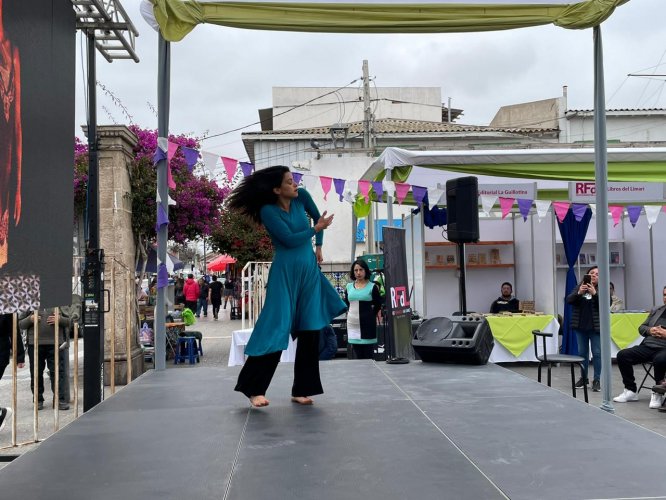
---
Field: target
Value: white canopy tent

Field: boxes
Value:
[142,0,628,411]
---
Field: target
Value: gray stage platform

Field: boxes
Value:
[2,361,666,499]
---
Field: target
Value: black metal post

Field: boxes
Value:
[82,33,104,411]
[457,243,467,315]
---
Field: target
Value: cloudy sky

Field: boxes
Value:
[75,0,666,162]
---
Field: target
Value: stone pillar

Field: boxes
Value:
[96,125,145,385]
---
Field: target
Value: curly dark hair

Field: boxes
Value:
[225,166,290,224]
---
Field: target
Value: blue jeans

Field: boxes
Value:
[575,329,601,381]
[196,298,208,317]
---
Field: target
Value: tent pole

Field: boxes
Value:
[593,26,614,413]
[155,33,171,371]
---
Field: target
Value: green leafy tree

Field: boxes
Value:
[209,208,273,268]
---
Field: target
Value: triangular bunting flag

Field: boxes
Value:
[553,201,570,223]
[334,178,345,202]
[157,137,168,153]
[292,172,303,185]
[480,195,497,216]
[394,183,411,205]
[302,174,318,192]
[412,186,427,207]
[167,163,176,190]
[589,203,596,218]
[609,205,624,226]
[535,200,551,222]
[155,204,169,231]
[167,141,179,164]
[371,181,384,201]
[182,147,199,172]
[153,147,167,165]
[221,157,238,182]
[499,197,515,219]
[571,203,588,222]
[645,205,662,228]
[344,180,358,204]
[320,176,332,201]
[201,152,219,174]
[382,180,395,199]
[427,188,444,209]
[157,263,169,289]
[517,199,532,221]
[239,162,254,177]
[168,194,176,206]
[626,205,642,227]
[358,180,371,203]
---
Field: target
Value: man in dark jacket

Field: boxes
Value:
[0,312,24,381]
[614,286,666,408]
[490,282,520,314]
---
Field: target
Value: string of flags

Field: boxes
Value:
[151,138,666,287]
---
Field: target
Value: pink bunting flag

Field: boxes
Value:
[553,201,571,223]
[167,163,176,190]
[517,199,532,221]
[167,141,179,164]
[609,205,624,226]
[571,203,588,222]
[358,180,371,203]
[626,205,642,227]
[394,182,411,205]
[499,197,515,219]
[221,157,238,182]
[320,176,332,200]
[663,206,666,213]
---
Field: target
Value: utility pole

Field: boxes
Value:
[362,60,375,254]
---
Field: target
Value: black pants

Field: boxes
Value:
[235,330,323,398]
[27,344,67,403]
[185,300,197,312]
[0,359,8,382]
[350,343,376,360]
[211,298,221,318]
[617,343,666,392]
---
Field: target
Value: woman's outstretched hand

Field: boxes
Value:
[315,211,334,232]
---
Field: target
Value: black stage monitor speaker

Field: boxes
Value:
[412,316,494,365]
[446,176,479,243]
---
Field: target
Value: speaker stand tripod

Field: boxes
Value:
[457,242,468,316]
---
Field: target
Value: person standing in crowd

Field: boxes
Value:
[613,286,666,408]
[566,266,602,393]
[344,259,382,360]
[174,275,185,306]
[227,166,346,407]
[223,276,235,309]
[196,276,209,318]
[1,313,24,429]
[610,281,624,312]
[208,275,223,320]
[489,282,520,314]
[183,273,199,312]
[19,308,70,410]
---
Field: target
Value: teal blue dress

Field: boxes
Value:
[245,188,347,356]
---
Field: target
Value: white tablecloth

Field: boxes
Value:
[228,328,298,366]
[488,317,560,363]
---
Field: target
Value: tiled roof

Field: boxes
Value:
[241,117,556,137]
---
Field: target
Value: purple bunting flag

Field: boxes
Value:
[412,186,427,207]
[517,199,532,221]
[155,204,169,232]
[627,205,642,227]
[334,178,345,202]
[371,181,383,200]
[182,147,199,172]
[240,162,254,177]
[292,172,303,185]
[153,147,167,165]
[571,203,588,222]
[157,263,169,289]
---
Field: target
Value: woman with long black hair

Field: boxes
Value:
[227,166,346,407]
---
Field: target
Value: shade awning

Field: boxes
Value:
[141,0,629,42]
[363,146,666,183]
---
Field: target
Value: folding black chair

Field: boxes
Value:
[533,329,588,403]
[637,361,655,394]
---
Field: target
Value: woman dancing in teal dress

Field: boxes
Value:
[227,166,346,407]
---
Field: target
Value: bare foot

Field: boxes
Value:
[291,396,314,405]
[250,395,269,407]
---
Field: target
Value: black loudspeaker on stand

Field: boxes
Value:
[412,316,494,365]
[446,176,479,243]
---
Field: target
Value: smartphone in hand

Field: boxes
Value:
[583,274,591,285]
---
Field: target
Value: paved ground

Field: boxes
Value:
[3,306,666,467]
